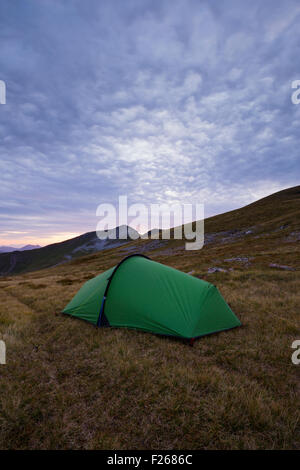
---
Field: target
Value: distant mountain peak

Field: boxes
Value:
[0,244,41,254]
[0,246,16,253]
[20,244,41,251]
[96,225,139,240]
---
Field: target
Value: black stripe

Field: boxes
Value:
[97,254,151,327]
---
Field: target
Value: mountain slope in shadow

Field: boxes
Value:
[0,225,138,276]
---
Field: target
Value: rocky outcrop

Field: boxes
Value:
[269,263,295,271]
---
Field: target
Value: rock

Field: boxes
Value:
[269,263,295,271]
[187,270,195,275]
[207,267,228,273]
[287,231,300,242]
[224,257,250,263]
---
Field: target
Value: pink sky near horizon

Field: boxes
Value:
[0,181,295,248]
[0,232,82,248]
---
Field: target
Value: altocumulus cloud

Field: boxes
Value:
[0,0,300,244]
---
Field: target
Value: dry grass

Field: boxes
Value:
[0,233,299,450]
[1,186,300,449]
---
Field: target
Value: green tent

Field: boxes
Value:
[63,254,241,341]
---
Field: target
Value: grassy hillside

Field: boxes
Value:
[0,226,138,276]
[0,186,299,449]
[204,185,300,232]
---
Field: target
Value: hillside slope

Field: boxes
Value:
[0,226,138,276]
[0,244,41,253]
[0,186,299,450]
[1,185,300,277]
[204,185,300,233]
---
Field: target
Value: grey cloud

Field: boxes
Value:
[0,0,299,244]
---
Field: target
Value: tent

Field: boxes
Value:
[62,254,241,342]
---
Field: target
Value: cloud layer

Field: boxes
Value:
[0,0,299,244]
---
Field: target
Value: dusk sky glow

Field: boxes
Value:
[0,0,300,246]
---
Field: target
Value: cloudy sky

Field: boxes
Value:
[0,0,300,246]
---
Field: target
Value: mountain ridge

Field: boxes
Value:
[1,185,299,276]
[0,244,41,253]
[0,225,139,276]
[0,186,299,450]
